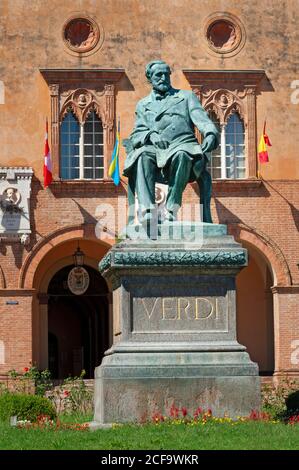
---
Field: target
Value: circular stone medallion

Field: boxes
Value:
[68,266,90,295]
[63,15,103,55]
[204,12,246,57]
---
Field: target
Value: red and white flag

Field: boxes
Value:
[43,119,52,188]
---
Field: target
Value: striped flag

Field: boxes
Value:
[258,121,272,163]
[108,118,120,185]
[43,119,52,188]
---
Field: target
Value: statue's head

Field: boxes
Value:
[145,60,171,93]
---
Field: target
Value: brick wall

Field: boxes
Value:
[0,178,298,289]
[0,292,33,373]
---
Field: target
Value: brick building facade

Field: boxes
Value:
[0,0,298,380]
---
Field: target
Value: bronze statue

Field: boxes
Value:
[123,60,219,224]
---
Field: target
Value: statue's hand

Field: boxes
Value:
[201,135,216,154]
[149,132,160,145]
[150,132,169,149]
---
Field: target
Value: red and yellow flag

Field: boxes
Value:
[258,121,272,163]
[43,118,53,188]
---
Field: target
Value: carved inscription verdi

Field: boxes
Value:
[133,295,229,333]
[141,297,216,320]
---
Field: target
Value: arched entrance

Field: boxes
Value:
[47,265,109,379]
[24,232,113,379]
[236,243,274,375]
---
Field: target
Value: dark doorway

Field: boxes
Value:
[47,265,109,379]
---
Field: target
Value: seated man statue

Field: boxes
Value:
[123,60,219,224]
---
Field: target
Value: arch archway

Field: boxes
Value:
[230,224,291,286]
[231,224,291,376]
[26,232,113,376]
[19,224,114,289]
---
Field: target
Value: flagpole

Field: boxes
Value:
[257,124,261,179]
[44,116,53,189]
[118,116,121,184]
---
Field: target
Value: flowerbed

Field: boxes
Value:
[15,413,89,431]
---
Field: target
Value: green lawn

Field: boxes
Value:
[0,415,299,450]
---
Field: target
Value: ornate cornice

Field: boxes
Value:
[60,88,106,124]
[40,68,125,88]
[183,70,266,89]
[0,167,33,180]
[99,250,247,272]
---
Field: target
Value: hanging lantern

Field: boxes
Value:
[73,245,84,266]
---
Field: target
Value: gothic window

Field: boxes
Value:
[40,69,125,182]
[183,70,266,180]
[60,109,104,180]
[207,112,245,179]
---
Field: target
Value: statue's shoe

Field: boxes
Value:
[164,210,176,222]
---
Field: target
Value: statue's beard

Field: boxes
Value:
[153,83,170,93]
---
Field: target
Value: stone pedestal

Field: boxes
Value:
[91,223,260,427]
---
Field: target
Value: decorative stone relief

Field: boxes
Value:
[62,15,104,56]
[203,12,246,58]
[60,88,105,124]
[0,167,33,244]
[199,88,245,126]
[207,20,239,51]
[68,266,90,295]
[99,250,247,272]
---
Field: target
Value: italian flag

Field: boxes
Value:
[258,121,272,163]
[43,119,52,188]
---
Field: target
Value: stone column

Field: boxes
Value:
[245,85,257,178]
[49,84,60,180]
[103,84,115,179]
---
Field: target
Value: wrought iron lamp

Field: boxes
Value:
[73,243,84,266]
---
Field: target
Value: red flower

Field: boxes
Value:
[193,407,203,420]
[169,403,179,419]
[181,407,188,417]
[23,367,29,372]
[63,390,70,397]
[249,409,259,420]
